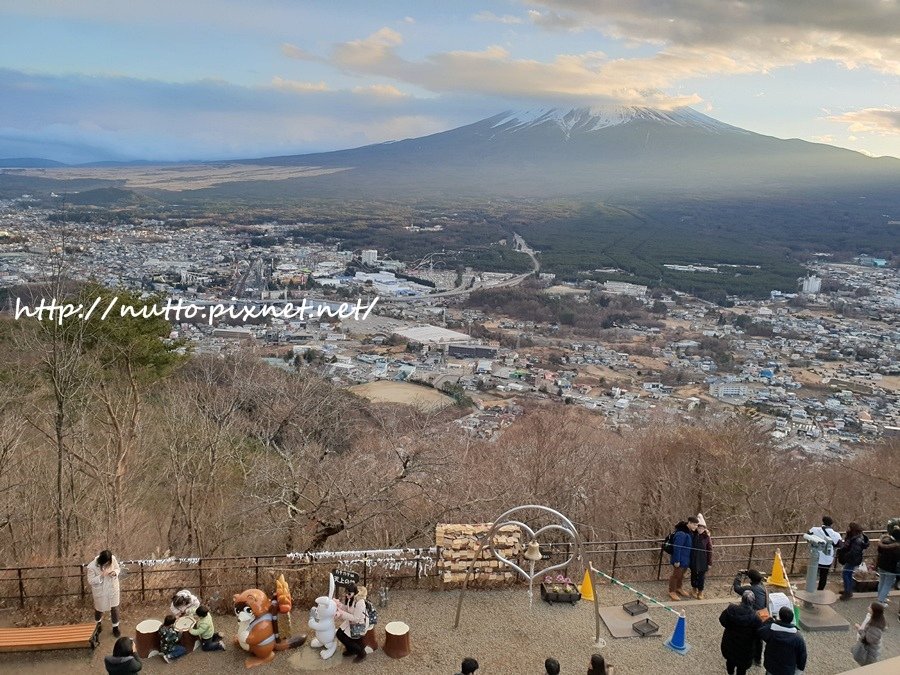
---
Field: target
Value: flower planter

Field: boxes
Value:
[540,582,581,604]
[853,571,878,593]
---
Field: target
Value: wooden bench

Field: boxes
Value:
[0,622,100,652]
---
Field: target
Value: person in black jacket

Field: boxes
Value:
[690,515,713,599]
[733,568,768,665]
[837,522,869,600]
[720,590,764,675]
[758,607,807,675]
[104,636,142,674]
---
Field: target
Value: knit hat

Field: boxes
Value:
[742,590,755,606]
[696,513,707,528]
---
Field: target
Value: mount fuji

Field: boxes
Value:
[228,105,899,199]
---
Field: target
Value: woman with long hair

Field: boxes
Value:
[852,602,886,666]
[838,522,869,599]
[87,549,122,637]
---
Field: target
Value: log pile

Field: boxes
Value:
[436,523,521,587]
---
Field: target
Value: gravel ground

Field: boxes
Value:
[2,579,898,674]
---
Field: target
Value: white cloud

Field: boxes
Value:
[271,77,329,92]
[0,69,466,162]
[473,11,524,25]
[352,84,408,98]
[280,43,318,61]
[828,108,900,136]
[524,1,900,74]
[325,27,710,108]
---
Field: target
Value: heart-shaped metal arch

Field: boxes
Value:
[489,520,577,582]
[454,504,603,647]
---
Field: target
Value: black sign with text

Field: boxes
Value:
[332,568,360,586]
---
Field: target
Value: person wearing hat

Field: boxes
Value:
[690,513,713,600]
[720,590,764,675]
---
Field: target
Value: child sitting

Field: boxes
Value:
[189,605,225,651]
[158,614,187,663]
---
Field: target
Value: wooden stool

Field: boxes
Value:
[134,619,161,658]
[362,627,379,652]
[383,621,409,658]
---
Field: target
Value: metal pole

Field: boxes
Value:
[363,554,368,587]
[746,536,756,571]
[611,542,619,579]
[254,557,260,589]
[453,534,484,629]
[17,568,24,608]
[140,563,146,601]
[79,565,85,602]
[657,542,664,580]
[789,534,799,575]
[198,559,204,596]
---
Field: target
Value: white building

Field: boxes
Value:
[602,281,648,297]
[361,249,378,265]
[799,274,822,295]
[709,382,750,398]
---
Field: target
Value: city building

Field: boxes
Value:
[799,274,822,295]
[361,249,378,265]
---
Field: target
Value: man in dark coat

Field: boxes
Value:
[720,590,763,675]
[733,569,768,665]
[668,516,698,601]
[758,607,807,675]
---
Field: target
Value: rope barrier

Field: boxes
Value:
[589,563,680,616]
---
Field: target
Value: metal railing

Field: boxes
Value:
[0,551,435,609]
[0,531,884,608]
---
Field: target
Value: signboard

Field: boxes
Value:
[332,568,360,587]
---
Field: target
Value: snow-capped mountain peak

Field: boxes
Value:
[489,106,738,137]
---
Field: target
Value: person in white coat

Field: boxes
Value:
[87,549,122,637]
[808,515,842,590]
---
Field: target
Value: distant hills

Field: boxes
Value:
[0,157,68,168]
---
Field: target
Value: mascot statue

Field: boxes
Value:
[233,575,305,668]
[308,574,339,660]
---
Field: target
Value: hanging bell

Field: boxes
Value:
[524,540,542,561]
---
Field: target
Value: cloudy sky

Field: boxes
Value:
[2,0,899,162]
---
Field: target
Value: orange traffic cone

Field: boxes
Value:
[768,548,790,588]
[580,569,594,602]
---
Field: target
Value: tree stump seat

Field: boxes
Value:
[383,621,409,658]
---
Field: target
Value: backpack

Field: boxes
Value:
[661,532,675,556]
[836,543,848,565]
[364,599,377,626]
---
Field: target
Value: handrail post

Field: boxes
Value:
[140,563,146,602]
[254,557,259,589]
[789,534,799,575]
[565,542,571,576]
[79,564,85,602]
[198,559,204,596]
[611,542,619,579]
[17,568,24,608]
[746,536,756,571]
[363,553,368,587]
[656,541,664,580]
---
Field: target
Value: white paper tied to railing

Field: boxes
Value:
[127,557,201,567]
[284,548,437,578]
